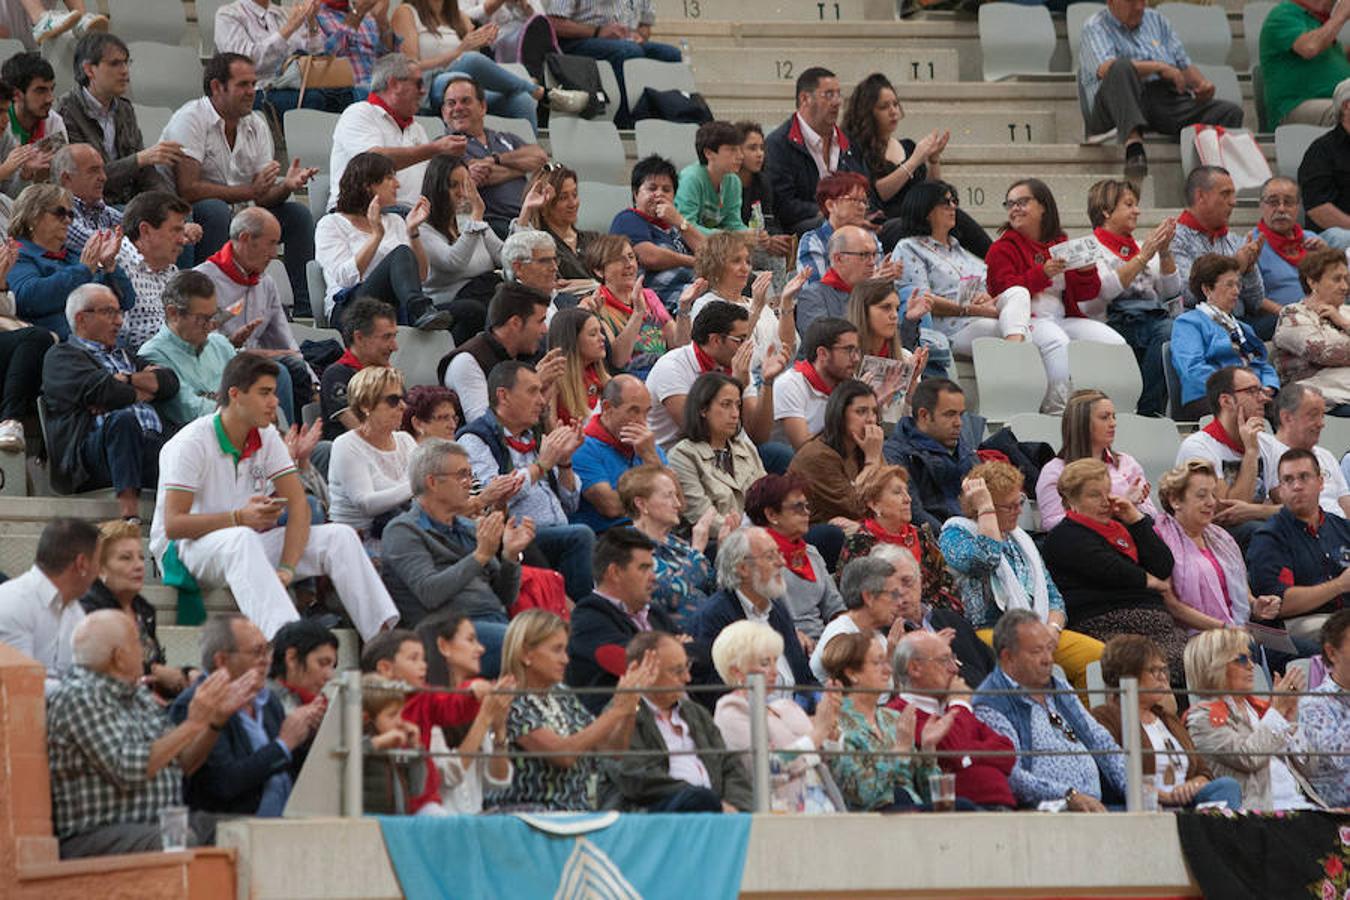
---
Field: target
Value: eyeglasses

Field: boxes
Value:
[177,310,216,326]
[1229,653,1254,668]
[1279,471,1319,486]
[1260,196,1299,208]
[917,654,959,668]
[937,195,959,208]
[831,344,863,358]
[994,493,1027,513]
[748,550,785,565]
[837,196,870,207]
[527,255,559,266]
[1045,708,1079,744]
[836,250,878,261]
[437,467,474,482]
[721,333,749,345]
[381,393,406,408]
[84,305,123,319]
[1230,384,1265,397]
[1002,196,1034,211]
[427,412,458,424]
[780,500,811,514]
[47,206,74,221]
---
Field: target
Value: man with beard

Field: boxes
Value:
[0,52,67,195]
[690,526,816,695]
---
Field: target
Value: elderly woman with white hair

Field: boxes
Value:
[9,181,132,339]
[809,555,906,683]
[711,619,846,813]
[1183,627,1322,810]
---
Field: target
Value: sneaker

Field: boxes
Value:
[32,10,79,44]
[1124,142,1148,182]
[413,307,453,331]
[73,12,108,37]
[546,88,590,115]
[0,419,23,453]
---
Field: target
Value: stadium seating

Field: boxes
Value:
[1008,412,1062,448]
[284,109,340,174]
[635,119,700,170]
[125,41,203,108]
[1113,412,1184,487]
[622,58,698,110]
[1156,3,1233,66]
[1274,123,1327,179]
[549,117,628,186]
[110,0,188,46]
[978,3,1056,81]
[1067,340,1143,412]
[971,337,1048,425]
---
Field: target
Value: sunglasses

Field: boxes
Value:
[381,393,406,408]
[47,206,74,221]
[1230,653,1254,668]
[1046,709,1078,744]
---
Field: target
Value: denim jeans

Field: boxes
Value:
[190,199,315,315]
[79,408,162,493]
[1185,775,1242,810]
[533,523,596,601]
[557,36,682,126]
[256,87,354,116]
[472,615,510,678]
[427,53,542,131]
[331,245,434,331]
[1107,307,1174,417]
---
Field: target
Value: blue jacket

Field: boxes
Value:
[691,588,816,704]
[1247,506,1350,620]
[10,239,135,339]
[1170,309,1280,405]
[973,665,1126,804]
[883,416,979,524]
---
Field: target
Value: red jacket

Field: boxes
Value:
[401,687,480,813]
[886,697,1017,808]
[984,229,1101,318]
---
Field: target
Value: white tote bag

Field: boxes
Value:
[1192,125,1272,192]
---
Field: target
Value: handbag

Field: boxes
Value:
[1192,125,1271,193]
[273,53,356,105]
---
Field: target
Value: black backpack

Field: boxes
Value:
[631,87,713,124]
[544,53,608,119]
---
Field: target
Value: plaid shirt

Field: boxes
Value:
[316,7,399,89]
[69,335,163,434]
[544,0,655,29]
[1171,223,1267,319]
[46,665,181,839]
[1078,8,1190,110]
[64,195,123,258]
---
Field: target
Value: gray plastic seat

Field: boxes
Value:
[284,109,340,174]
[307,174,330,221]
[306,260,329,328]
[1274,123,1328,179]
[971,337,1048,423]
[635,120,699,170]
[484,115,536,145]
[1067,341,1144,412]
[1067,3,1105,71]
[1157,3,1232,66]
[1112,412,1183,487]
[549,118,627,186]
[622,59,697,111]
[125,42,202,109]
[577,182,631,233]
[1008,412,1062,450]
[978,3,1056,81]
[390,326,454,388]
[1242,2,1276,71]
[111,0,187,46]
[133,104,174,145]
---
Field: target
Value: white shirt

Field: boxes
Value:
[196,257,300,353]
[794,113,838,178]
[690,291,783,381]
[150,415,298,561]
[0,566,84,695]
[314,211,414,317]
[772,366,829,445]
[445,352,492,423]
[327,430,417,531]
[161,97,275,187]
[643,698,712,789]
[1243,703,1316,811]
[1141,716,1190,795]
[214,0,326,81]
[1258,433,1350,517]
[645,344,758,452]
[809,613,870,683]
[1176,426,1271,502]
[328,101,431,210]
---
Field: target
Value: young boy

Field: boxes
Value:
[360,675,427,815]
[360,630,482,813]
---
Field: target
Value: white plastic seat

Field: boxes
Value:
[1242,2,1276,72]
[1319,416,1350,458]
[1158,3,1232,66]
[548,117,627,186]
[1274,124,1328,179]
[390,326,454,388]
[484,115,536,145]
[198,0,227,56]
[306,260,328,328]
[1068,341,1143,412]
[621,59,697,111]
[125,42,202,109]
[265,258,292,313]
[1067,3,1105,71]
[414,115,442,138]
[971,337,1048,424]
[1112,412,1183,487]
[1085,659,1107,709]
[577,182,630,233]
[1194,63,1243,110]
[307,174,330,221]
[283,109,340,174]
[978,3,1055,81]
[1008,412,1062,450]
[133,104,174,144]
[111,0,187,46]
[634,120,699,170]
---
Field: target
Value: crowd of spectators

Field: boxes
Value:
[0,5,1347,860]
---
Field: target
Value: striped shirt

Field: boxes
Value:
[1078,8,1191,110]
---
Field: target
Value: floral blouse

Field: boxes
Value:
[650,531,715,631]
[1272,300,1350,406]
[939,525,1066,629]
[829,698,940,811]
[486,687,595,811]
[596,288,672,377]
[835,523,963,614]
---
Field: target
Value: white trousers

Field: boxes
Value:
[175,524,399,640]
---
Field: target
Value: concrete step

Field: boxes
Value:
[0,495,155,523]
[687,45,961,86]
[654,0,897,22]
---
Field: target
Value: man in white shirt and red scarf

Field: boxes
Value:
[773,317,860,450]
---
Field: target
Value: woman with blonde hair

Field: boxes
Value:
[327,366,416,550]
[486,610,658,811]
[1183,627,1320,810]
[940,460,1102,687]
[712,619,845,813]
[1042,457,1187,684]
[1034,388,1157,530]
[1153,459,1282,632]
[690,231,804,374]
[547,307,610,426]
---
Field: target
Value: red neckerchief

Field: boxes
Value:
[628,206,671,230]
[240,428,263,461]
[321,0,349,8]
[693,341,727,374]
[1202,418,1246,455]
[1002,227,1054,266]
[872,340,892,359]
[1257,220,1307,266]
[335,349,365,371]
[207,240,261,286]
[793,359,834,396]
[1093,226,1140,261]
[821,267,852,294]
[862,518,921,564]
[1291,0,1331,22]
[1065,510,1138,563]
[281,680,317,705]
[768,527,816,582]
[43,247,67,260]
[584,415,632,459]
[1179,210,1227,241]
[584,364,603,408]
[598,285,633,317]
[367,92,412,131]
[503,429,537,455]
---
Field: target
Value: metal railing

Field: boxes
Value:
[326,672,1347,816]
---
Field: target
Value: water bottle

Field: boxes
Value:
[749,200,766,232]
[679,38,691,62]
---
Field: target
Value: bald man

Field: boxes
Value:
[570,374,667,532]
[46,610,255,858]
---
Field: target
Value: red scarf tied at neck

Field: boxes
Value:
[599,285,634,317]
[335,348,365,371]
[821,268,852,294]
[584,415,632,459]
[768,527,816,582]
[1202,417,1247,455]
[207,240,260,286]
[1179,210,1228,241]
[367,92,413,131]
[862,518,921,564]
[1092,227,1140,261]
[793,359,834,396]
[1292,0,1331,22]
[1257,219,1307,266]
[1065,510,1138,563]
[693,341,727,374]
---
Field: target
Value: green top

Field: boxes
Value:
[1259,1,1350,126]
[138,326,237,428]
[674,162,746,235]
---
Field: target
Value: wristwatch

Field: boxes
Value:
[1064,787,1078,804]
